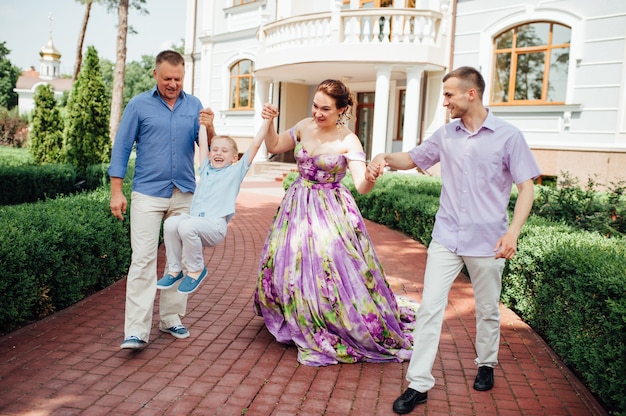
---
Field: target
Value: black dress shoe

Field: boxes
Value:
[392,388,428,414]
[473,366,494,391]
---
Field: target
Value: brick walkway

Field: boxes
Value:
[0,179,607,415]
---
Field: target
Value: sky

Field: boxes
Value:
[0,0,187,74]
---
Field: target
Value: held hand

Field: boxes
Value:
[494,231,518,260]
[261,103,279,120]
[199,108,215,127]
[365,158,387,183]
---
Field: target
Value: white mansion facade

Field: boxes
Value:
[184,0,626,186]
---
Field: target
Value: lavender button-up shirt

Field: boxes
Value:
[409,110,540,257]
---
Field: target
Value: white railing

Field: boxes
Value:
[259,9,442,51]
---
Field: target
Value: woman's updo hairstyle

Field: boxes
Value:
[316,79,357,118]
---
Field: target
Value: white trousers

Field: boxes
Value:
[163,214,227,274]
[407,240,505,393]
[124,189,193,341]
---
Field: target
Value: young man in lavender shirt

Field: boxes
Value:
[366,66,541,414]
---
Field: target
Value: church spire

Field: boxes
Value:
[39,13,62,80]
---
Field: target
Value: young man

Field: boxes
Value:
[366,66,541,414]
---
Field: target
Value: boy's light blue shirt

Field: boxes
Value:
[190,151,251,222]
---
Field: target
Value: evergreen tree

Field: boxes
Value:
[0,42,21,110]
[29,84,65,164]
[64,46,111,174]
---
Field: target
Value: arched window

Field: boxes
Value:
[491,21,571,105]
[229,60,255,110]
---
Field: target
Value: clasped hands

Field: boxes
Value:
[261,103,279,120]
[365,154,387,183]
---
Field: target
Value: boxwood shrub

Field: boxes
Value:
[0,187,130,334]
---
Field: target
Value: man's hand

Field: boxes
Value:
[365,154,387,183]
[110,193,127,221]
[199,108,215,127]
[493,231,518,259]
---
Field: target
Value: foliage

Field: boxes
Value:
[0,107,29,147]
[0,187,131,334]
[0,146,35,166]
[0,163,77,205]
[0,42,21,110]
[532,171,626,237]
[64,46,111,174]
[503,221,626,414]
[101,55,155,109]
[29,84,65,164]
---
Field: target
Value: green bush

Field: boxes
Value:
[0,163,77,205]
[0,145,35,166]
[0,187,130,334]
[504,223,626,413]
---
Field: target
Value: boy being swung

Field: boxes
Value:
[157,105,277,297]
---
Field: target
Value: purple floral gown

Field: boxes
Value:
[253,128,415,366]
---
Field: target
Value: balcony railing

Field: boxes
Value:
[258,8,443,52]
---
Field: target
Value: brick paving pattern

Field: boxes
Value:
[0,180,607,415]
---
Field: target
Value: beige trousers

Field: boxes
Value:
[406,240,505,393]
[124,189,193,341]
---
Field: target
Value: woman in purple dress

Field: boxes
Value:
[253,80,416,366]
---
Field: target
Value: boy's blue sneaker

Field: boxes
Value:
[156,271,184,289]
[177,268,208,294]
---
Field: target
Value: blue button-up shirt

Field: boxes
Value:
[409,110,541,257]
[108,86,203,198]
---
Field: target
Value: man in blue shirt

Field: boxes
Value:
[108,50,216,350]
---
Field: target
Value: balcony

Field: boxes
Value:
[255,8,448,83]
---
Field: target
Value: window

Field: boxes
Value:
[395,90,405,141]
[229,60,255,110]
[491,22,570,105]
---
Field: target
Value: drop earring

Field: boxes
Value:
[336,113,346,129]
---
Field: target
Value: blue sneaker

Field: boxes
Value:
[159,324,190,339]
[120,336,147,350]
[156,271,184,289]
[177,268,208,294]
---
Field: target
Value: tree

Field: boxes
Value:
[73,0,94,82]
[120,55,154,107]
[107,0,148,142]
[109,0,129,143]
[0,42,21,110]
[29,84,65,164]
[64,46,111,173]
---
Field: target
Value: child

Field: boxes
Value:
[156,107,275,295]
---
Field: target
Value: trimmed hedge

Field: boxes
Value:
[0,187,130,334]
[0,163,77,205]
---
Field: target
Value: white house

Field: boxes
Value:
[184,0,626,186]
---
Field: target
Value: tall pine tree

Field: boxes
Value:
[64,46,111,174]
[29,84,64,164]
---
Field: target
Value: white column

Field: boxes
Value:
[371,65,392,157]
[403,65,424,151]
[253,78,271,162]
